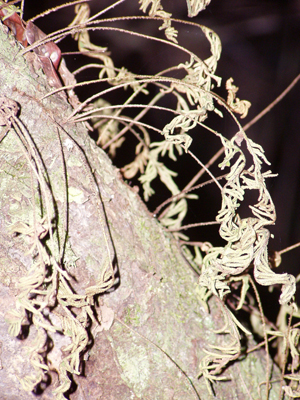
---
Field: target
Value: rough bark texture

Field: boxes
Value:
[0,22,284,400]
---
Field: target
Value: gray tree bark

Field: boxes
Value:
[0,22,284,400]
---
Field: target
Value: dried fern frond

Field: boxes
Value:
[0,89,115,398]
[198,303,242,394]
[199,131,295,304]
[186,0,212,17]
[225,78,251,118]
[139,0,178,43]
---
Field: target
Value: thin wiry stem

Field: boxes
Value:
[75,103,214,143]
[153,174,226,217]
[28,0,93,22]
[95,118,149,149]
[101,86,191,150]
[11,117,56,251]
[156,147,225,220]
[278,309,294,400]
[21,17,202,63]
[100,66,185,149]
[102,90,162,149]
[85,0,126,24]
[115,316,201,400]
[187,149,223,191]
[42,75,184,104]
[249,276,270,400]
[243,72,300,132]
[99,82,151,146]
[71,63,106,75]
[71,103,210,127]
[72,113,162,135]
[168,221,219,232]
[278,241,300,256]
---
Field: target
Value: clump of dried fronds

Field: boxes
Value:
[3,0,300,399]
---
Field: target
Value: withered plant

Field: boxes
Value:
[1,0,300,399]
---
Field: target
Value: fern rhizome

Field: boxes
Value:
[1,0,300,399]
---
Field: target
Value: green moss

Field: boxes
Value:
[124,304,142,326]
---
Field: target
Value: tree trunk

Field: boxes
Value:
[0,22,283,400]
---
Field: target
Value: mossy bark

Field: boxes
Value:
[0,22,284,400]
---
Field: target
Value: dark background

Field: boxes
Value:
[22,0,300,314]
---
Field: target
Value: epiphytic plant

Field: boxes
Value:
[2,1,300,399]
